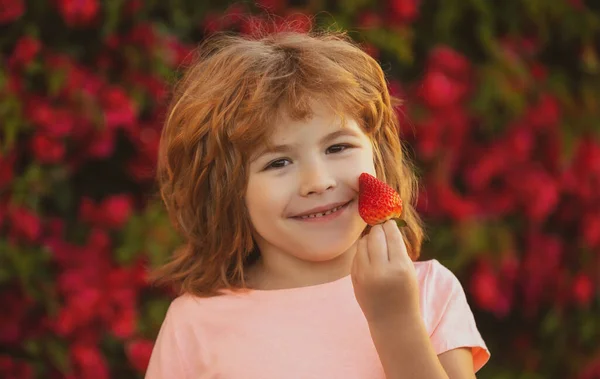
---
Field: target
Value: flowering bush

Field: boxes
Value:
[0,0,599,378]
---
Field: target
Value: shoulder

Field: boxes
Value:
[414,259,461,293]
[413,259,468,324]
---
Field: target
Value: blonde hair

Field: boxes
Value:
[151,30,423,297]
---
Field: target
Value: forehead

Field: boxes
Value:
[268,102,364,142]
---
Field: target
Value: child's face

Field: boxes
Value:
[245,104,377,272]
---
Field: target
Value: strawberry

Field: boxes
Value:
[358,172,405,226]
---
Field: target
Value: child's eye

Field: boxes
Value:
[265,158,291,170]
[326,144,351,154]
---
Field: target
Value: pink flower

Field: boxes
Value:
[57,0,99,27]
[30,133,65,163]
[8,36,40,68]
[0,0,25,24]
[126,339,154,373]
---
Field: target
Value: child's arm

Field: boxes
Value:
[368,314,475,379]
[368,312,452,379]
[351,221,489,378]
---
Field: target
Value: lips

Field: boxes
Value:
[291,200,352,218]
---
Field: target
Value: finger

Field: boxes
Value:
[382,219,409,262]
[367,224,388,264]
[352,236,369,276]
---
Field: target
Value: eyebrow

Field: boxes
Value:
[256,128,361,158]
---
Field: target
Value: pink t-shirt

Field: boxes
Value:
[145,259,490,378]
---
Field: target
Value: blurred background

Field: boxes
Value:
[1,0,599,378]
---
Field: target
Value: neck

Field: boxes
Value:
[246,242,358,291]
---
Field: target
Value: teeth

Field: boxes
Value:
[300,204,345,219]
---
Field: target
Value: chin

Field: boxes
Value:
[294,242,354,262]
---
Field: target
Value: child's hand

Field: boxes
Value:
[351,220,420,325]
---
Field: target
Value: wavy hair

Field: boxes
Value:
[151,30,424,297]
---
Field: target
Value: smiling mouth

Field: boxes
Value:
[294,201,351,219]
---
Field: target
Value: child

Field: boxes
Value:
[146,30,490,379]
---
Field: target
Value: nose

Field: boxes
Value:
[299,161,336,197]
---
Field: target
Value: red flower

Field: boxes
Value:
[0,356,33,379]
[78,197,99,224]
[8,36,41,68]
[26,99,75,138]
[256,0,285,13]
[530,62,548,81]
[469,259,510,317]
[70,343,109,379]
[0,150,16,187]
[100,86,137,130]
[521,232,563,315]
[388,0,419,23]
[572,274,594,307]
[279,12,312,33]
[0,288,32,345]
[127,155,156,182]
[30,133,65,163]
[434,182,478,221]
[427,46,471,78]
[419,70,466,109]
[109,306,137,339]
[356,11,382,29]
[57,0,99,27]
[582,212,600,248]
[415,116,443,160]
[126,339,154,373]
[503,125,534,163]
[123,0,142,16]
[126,23,156,50]
[0,0,25,24]
[88,127,115,159]
[9,207,42,243]
[525,94,561,130]
[507,166,559,223]
[101,194,133,228]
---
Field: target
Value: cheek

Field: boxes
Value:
[245,175,287,220]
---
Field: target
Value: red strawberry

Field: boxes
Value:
[358,172,404,226]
